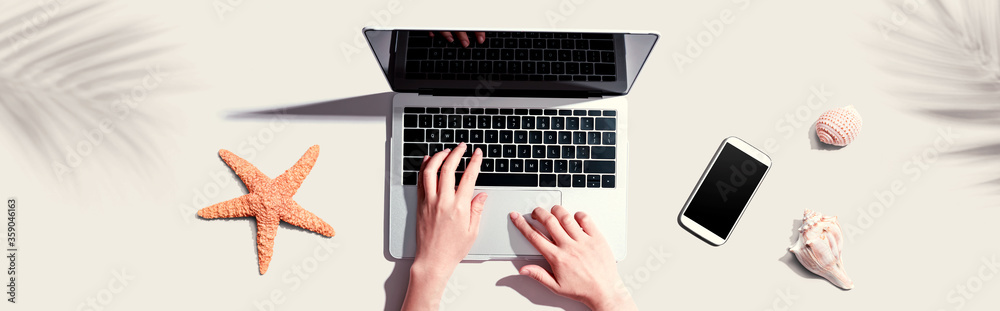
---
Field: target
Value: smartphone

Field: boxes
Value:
[678,137,771,246]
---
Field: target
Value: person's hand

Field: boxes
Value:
[430,31,486,48]
[402,142,487,311]
[510,206,637,311]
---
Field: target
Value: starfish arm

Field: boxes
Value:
[280,200,335,237]
[274,145,319,196]
[197,195,254,219]
[219,149,270,193]
[255,214,280,275]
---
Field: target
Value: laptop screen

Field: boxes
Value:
[364,29,657,96]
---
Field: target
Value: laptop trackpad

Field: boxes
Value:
[467,190,562,258]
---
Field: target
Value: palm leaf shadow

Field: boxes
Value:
[878,0,1000,189]
[0,0,177,202]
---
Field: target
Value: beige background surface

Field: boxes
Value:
[2,0,999,310]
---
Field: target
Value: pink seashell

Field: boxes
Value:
[789,209,854,290]
[815,105,862,146]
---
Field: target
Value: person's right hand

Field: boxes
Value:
[429,31,486,48]
[509,206,637,311]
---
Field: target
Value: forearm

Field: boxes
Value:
[401,261,455,311]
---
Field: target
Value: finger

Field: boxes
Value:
[533,207,572,245]
[456,147,483,201]
[468,192,488,233]
[519,264,560,292]
[509,212,556,254]
[455,32,470,47]
[551,205,585,241]
[474,32,486,43]
[428,31,434,37]
[416,155,429,202]
[437,143,467,198]
[422,149,450,201]
[575,211,603,238]
[439,31,454,42]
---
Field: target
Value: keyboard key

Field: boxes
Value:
[481,159,495,172]
[558,131,572,144]
[558,174,572,187]
[537,117,550,129]
[555,160,568,173]
[532,146,546,158]
[514,131,528,143]
[470,130,484,143]
[517,145,531,158]
[475,173,538,187]
[404,114,418,127]
[441,129,454,142]
[591,146,615,159]
[552,117,564,129]
[403,143,428,157]
[584,161,615,173]
[566,117,579,130]
[603,132,616,145]
[569,160,583,173]
[540,174,557,187]
[587,175,601,188]
[572,174,586,187]
[503,144,517,157]
[403,157,424,171]
[581,117,594,130]
[419,115,432,127]
[588,132,601,145]
[595,118,616,130]
[404,129,424,142]
[544,131,558,144]
[495,159,509,172]
[455,130,469,143]
[562,146,575,158]
[590,40,613,50]
[529,109,543,115]
[574,132,587,144]
[577,146,590,159]
[488,144,502,157]
[429,144,444,154]
[404,172,417,185]
[602,175,615,188]
[510,159,524,172]
[522,116,535,129]
[500,130,513,143]
[485,130,499,143]
[478,116,491,128]
[603,110,616,116]
[547,146,560,158]
[448,115,462,128]
[507,116,520,129]
[596,63,615,75]
[525,160,539,172]
[529,131,543,144]
[540,160,553,173]
[463,116,476,128]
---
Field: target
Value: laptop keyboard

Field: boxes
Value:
[401,107,617,188]
[403,31,617,82]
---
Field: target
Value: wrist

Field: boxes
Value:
[586,284,636,311]
[410,259,456,283]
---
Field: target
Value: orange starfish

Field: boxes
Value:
[198,145,335,274]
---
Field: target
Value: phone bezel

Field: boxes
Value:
[677,136,772,246]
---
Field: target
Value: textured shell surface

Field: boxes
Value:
[815,105,863,147]
[789,209,854,290]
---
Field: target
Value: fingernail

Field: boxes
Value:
[509,212,519,220]
[446,37,454,42]
[461,39,469,47]
[475,148,482,155]
[519,268,529,276]
[479,193,489,202]
[445,148,451,152]
[459,142,466,146]
[423,155,429,160]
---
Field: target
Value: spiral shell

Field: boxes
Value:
[815,105,862,146]
[789,209,854,290]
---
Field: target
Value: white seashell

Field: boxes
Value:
[789,209,854,290]
[815,105,863,146]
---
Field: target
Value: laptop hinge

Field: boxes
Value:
[417,89,604,98]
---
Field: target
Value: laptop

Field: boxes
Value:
[365,28,657,260]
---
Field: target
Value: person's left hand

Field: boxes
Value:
[413,142,487,275]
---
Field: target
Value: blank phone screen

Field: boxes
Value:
[683,143,768,239]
